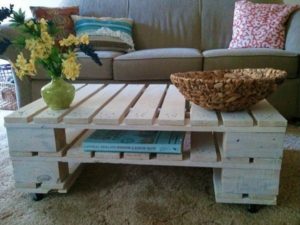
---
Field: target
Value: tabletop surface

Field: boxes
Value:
[4,83,287,132]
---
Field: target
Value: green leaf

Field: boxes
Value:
[12,36,26,49]
[9,8,25,26]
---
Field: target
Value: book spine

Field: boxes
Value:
[83,143,181,153]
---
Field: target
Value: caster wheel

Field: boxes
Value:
[30,193,45,201]
[247,204,259,213]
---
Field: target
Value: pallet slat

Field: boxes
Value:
[190,103,219,126]
[5,84,86,124]
[157,85,186,125]
[93,84,145,124]
[250,100,287,127]
[125,84,167,125]
[33,84,103,124]
[220,111,253,127]
[64,84,125,124]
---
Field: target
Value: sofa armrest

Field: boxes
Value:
[285,10,300,54]
[0,23,20,62]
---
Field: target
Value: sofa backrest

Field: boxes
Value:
[61,0,202,50]
[60,0,290,51]
[128,0,201,50]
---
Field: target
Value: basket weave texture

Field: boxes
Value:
[170,68,287,112]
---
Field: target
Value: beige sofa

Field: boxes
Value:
[1,0,300,119]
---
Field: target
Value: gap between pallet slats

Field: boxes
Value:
[64,84,126,124]
[33,84,104,124]
[93,84,145,125]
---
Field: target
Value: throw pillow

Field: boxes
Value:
[30,6,79,39]
[71,15,134,52]
[229,0,299,49]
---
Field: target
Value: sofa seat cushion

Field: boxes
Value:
[114,48,202,80]
[77,51,124,80]
[203,48,298,79]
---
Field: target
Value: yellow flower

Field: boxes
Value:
[62,53,80,80]
[59,34,80,47]
[79,34,89,45]
[41,31,54,47]
[26,20,34,28]
[14,53,28,79]
[39,18,48,32]
[25,38,37,51]
[26,59,37,76]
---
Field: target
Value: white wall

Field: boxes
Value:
[0,0,62,18]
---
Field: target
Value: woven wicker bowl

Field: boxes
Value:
[170,68,287,112]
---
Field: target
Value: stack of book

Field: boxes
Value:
[82,130,185,154]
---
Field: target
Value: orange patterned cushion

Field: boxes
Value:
[30,6,79,39]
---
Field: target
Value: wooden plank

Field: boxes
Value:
[222,132,285,158]
[190,132,217,162]
[190,103,219,126]
[33,84,103,124]
[220,111,254,127]
[156,153,183,161]
[213,169,276,205]
[12,160,69,184]
[93,84,145,125]
[15,182,38,189]
[64,84,125,124]
[94,152,121,159]
[67,130,93,158]
[58,163,83,193]
[221,168,280,195]
[72,83,86,90]
[125,84,167,125]
[4,84,86,124]
[250,100,287,127]
[157,85,186,125]
[5,98,47,124]
[9,151,36,157]
[123,153,150,160]
[7,127,66,152]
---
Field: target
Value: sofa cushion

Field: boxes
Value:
[72,15,135,52]
[30,6,79,39]
[203,48,298,79]
[77,51,124,80]
[60,0,129,18]
[228,0,299,49]
[113,48,202,81]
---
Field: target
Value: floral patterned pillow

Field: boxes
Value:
[30,6,79,39]
[229,0,299,49]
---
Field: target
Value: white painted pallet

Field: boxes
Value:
[4,83,287,205]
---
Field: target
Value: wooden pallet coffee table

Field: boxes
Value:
[5,83,287,206]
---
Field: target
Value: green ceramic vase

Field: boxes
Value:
[41,77,75,110]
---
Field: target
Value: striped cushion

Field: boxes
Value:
[72,15,134,52]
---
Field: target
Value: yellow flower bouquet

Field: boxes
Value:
[9,10,101,110]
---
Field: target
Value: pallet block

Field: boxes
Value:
[213,169,277,205]
[222,132,284,158]
[123,153,150,160]
[221,168,280,195]
[7,127,66,152]
[156,153,183,161]
[190,132,217,162]
[15,163,83,194]
[94,152,121,159]
[12,160,69,185]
